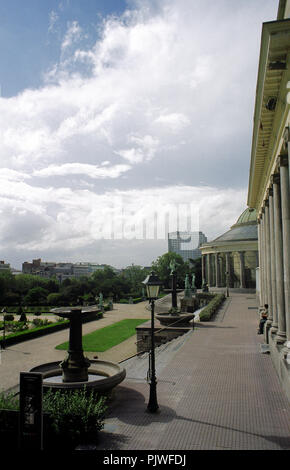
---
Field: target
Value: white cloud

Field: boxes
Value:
[33,162,131,179]
[61,21,82,51]
[0,0,276,268]
[48,10,59,33]
[154,113,190,133]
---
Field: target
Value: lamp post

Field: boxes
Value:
[225,271,229,297]
[142,271,162,413]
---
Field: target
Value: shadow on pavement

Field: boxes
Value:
[101,385,290,450]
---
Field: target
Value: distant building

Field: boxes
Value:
[200,209,258,289]
[22,259,114,281]
[168,231,207,262]
[0,260,11,272]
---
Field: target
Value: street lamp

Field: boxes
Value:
[225,271,229,297]
[142,271,162,413]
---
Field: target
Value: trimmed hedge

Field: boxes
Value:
[1,319,69,347]
[199,293,225,321]
[118,297,144,304]
[0,311,103,347]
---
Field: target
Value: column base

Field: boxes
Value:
[270,323,278,336]
[265,321,272,344]
[281,342,290,361]
[274,331,287,345]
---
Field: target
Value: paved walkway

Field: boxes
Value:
[97,293,290,450]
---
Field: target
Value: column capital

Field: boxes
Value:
[269,187,273,197]
[278,154,289,167]
[282,125,290,151]
[271,173,280,185]
[265,199,269,207]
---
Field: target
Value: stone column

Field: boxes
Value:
[225,252,231,288]
[264,201,273,342]
[259,214,265,305]
[272,174,284,339]
[261,212,267,306]
[207,254,211,287]
[279,155,290,347]
[215,253,220,288]
[269,187,277,332]
[238,251,246,288]
[201,255,205,285]
[258,219,263,305]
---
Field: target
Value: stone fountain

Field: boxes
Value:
[30,306,126,393]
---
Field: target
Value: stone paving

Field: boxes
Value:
[97,293,290,450]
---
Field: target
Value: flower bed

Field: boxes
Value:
[0,311,103,348]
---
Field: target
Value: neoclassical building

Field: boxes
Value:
[200,209,258,290]
[247,0,290,399]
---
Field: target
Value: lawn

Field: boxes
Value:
[55,318,147,352]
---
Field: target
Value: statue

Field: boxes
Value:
[191,273,196,293]
[184,274,192,299]
[98,293,103,309]
[169,259,177,275]
[202,280,208,292]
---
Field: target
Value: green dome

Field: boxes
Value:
[235,208,257,226]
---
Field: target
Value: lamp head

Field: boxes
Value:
[142,271,162,300]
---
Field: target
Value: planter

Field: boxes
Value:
[156,312,195,327]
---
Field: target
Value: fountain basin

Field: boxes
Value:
[30,360,126,393]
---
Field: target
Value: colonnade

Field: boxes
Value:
[258,144,290,353]
[201,251,250,289]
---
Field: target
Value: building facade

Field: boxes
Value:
[168,231,207,262]
[200,209,258,289]
[22,259,109,281]
[0,260,11,272]
[247,0,290,399]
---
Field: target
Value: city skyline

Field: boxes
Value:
[0,0,277,270]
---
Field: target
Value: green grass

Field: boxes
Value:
[55,318,147,352]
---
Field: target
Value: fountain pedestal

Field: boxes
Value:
[29,305,126,393]
[59,308,91,383]
[164,272,183,309]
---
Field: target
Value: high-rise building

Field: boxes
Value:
[168,231,207,262]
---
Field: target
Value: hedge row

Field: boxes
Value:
[0,311,103,348]
[199,293,225,321]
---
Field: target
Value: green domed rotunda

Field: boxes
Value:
[200,208,258,289]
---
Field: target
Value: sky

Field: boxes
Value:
[0,0,278,270]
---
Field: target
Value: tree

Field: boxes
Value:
[23,287,49,306]
[151,252,188,289]
[188,257,202,289]
[120,265,150,295]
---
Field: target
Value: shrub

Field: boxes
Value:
[3,314,14,321]
[5,321,29,333]
[0,391,19,411]
[199,293,225,321]
[43,388,107,443]
[32,318,52,327]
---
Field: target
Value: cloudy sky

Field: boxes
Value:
[0,0,277,270]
